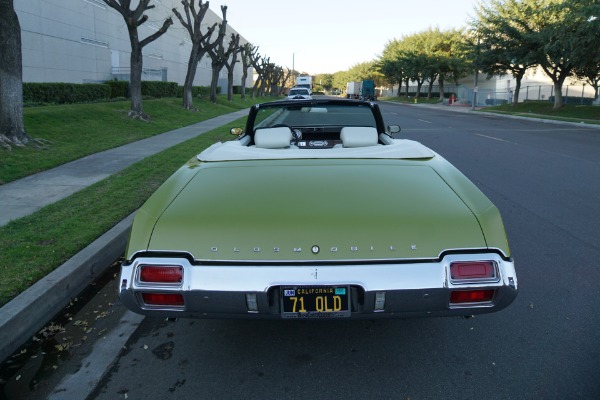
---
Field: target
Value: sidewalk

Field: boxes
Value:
[0,109,249,362]
[0,108,249,227]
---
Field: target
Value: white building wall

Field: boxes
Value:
[15,0,251,87]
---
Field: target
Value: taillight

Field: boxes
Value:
[450,289,495,304]
[139,265,183,283]
[142,293,184,306]
[450,261,496,281]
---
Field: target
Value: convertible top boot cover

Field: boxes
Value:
[132,159,501,262]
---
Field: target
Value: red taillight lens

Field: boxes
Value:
[140,265,183,283]
[450,289,495,304]
[450,261,495,280]
[142,293,184,306]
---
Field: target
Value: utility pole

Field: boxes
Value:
[472,0,482,111]
[292,53,295,87]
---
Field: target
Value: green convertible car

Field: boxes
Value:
[119,99,517,319]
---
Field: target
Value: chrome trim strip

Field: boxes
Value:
[128,247,511,265]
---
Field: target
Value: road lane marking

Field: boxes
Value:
[475,133,512,143]
[418,119,433,124]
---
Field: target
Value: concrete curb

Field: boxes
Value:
[0,213,134,362]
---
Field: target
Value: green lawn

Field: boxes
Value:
[1,96,258,184]
[0,96,274,306]
[480,101,600,124]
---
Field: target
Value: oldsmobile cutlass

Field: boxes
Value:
[119,99,517,319]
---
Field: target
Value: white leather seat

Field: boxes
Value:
[340,127,378,148]
[254,127,293,149]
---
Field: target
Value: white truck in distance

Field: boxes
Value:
[296,76,313,92]
[346,81,360,99]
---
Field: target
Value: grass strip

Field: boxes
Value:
[1,97,258,184]
[0,119,243,306]
[480,102,600,124]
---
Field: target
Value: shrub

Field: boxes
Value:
[106,80,129,98]
[23,82,111,104]
[176,85,211,97]
[141,81,178,98]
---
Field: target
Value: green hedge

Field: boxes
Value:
[22,81,226,104]
[106,80,129,98]
[176,85,211,97]
[23,82,111,104]
[140,81,178,98]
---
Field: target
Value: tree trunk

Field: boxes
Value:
[127,27,144,117]
[0,0,30,149]
[182,46,201,109]
[438,76,445,101]
[415,79,424,99]
[209,62,220,103]
[227,67,234,101]
[513,71,524,105]
[251,78,260,98]
[240,69,247,100]
[552,82,564,109]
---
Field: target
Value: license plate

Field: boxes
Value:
[281,286,350,319]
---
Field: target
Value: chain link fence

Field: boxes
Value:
[380,84,598,106]
[464,85,597,106]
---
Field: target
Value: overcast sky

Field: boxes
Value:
[205,0,479,75]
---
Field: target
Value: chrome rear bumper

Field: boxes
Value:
[119,253,517,319]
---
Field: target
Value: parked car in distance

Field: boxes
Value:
[287,87,312,100]
[119,99,518,320]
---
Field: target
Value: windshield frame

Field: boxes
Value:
[244,99,386,141]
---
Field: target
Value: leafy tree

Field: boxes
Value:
[565,0,600,99]
[314,73,334,91]
[0,0,28,149]
[103,0,173,119]
[378,29,466,100]
[468,0,536,104]
[527,0,577,108]
[378,39,405,96]
[172,0,218,110]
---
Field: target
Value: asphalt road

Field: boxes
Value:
[46,103,600,399]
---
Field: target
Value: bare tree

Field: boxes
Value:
[103,0,173,120]
[249,47,263,98]
[204,6,239,103]
[223,34,241,101]
[250,51,269,98]
[239,43,254,100]
[0,0,28,150]
[172,0,217,110]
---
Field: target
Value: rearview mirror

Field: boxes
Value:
[230,127,243,136]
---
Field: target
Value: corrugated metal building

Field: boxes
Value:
[15,0,251,87]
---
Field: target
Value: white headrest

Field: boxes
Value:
[340,127,378,148]
[254,127,293,148]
